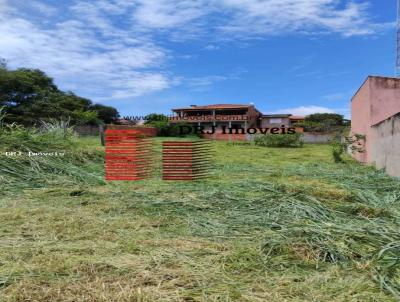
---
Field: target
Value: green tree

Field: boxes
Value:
[298,113,349,133]
[306,113,344,125]
[144,113,169,124]
[0,67,58,108]
[0,64,119,126]
[90,104,119,124]
[72,110,100,125]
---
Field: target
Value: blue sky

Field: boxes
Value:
[0,0,397,118]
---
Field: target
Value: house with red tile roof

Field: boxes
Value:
[171,104,260,128]
[169,104,304,140]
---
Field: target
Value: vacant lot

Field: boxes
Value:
[1,135,400,301]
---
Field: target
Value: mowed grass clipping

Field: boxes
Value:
[0,125,105,195]
[1,132,400,301]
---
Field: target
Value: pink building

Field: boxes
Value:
[351,76,400,176]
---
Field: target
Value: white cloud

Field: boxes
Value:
[271,105,336,116]
[0,0,174,101]
[204,44,220,50]
[186,68,246,90]
[218,0,392,37]
[132,0,207,29]
[272,105,351,119]
[128,0,391,38]
[0,0,391,104]
[29,1,58,16]
[187,75,228,90]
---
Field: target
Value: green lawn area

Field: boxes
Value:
[1,136,400,301]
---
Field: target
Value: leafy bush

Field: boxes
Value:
[167,122,193,136]
[330,134,365,163]
[331,141,344,163]
[146,121,169,136]
[72,109,100,125]
[254,133,303,148]
[147,121,192,137]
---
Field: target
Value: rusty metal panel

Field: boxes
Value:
[162,140,212,181]
[105,128,154,181]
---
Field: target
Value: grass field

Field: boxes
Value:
[1,133,400,301]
